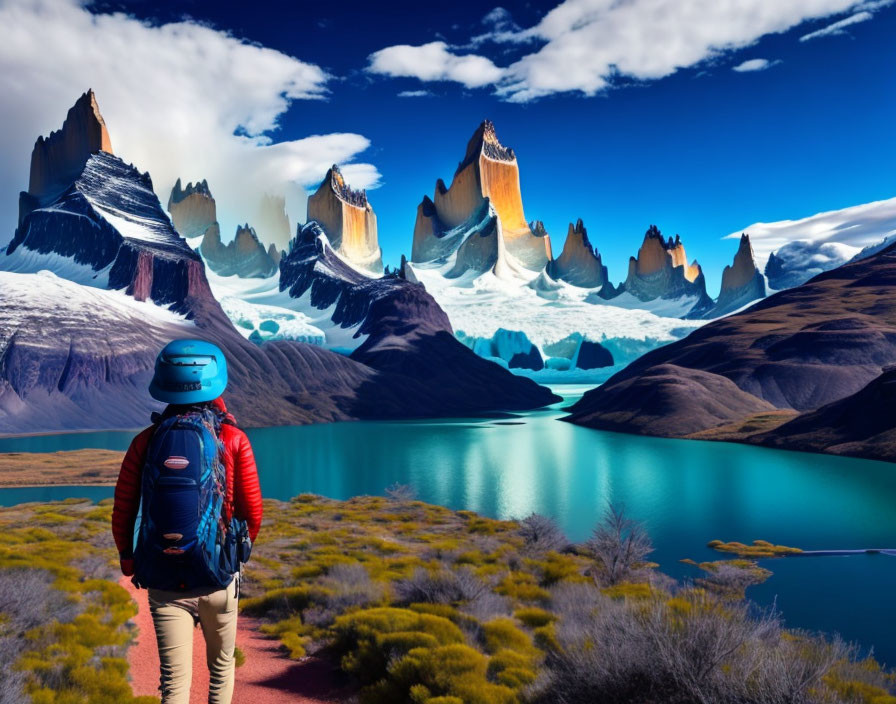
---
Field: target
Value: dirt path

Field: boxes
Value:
[121,577,354,703]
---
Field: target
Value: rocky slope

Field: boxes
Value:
[7,150,211,316]
[608,226,713,317]
[412,120,552,271]
[279,222,559,413]
[0,91,557,434]
[307,165,382,273]
[704,233,766,318]
[201,223,278,278]
[749,366,896,461]
[546,219,608,289]
[566,241,896,459]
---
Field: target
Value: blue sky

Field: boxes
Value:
[3,0,895,292]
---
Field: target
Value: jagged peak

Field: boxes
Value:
[530,220,548,238]
[569,219,599,256]
[235,223,261,242]
[457,119,516,175]
[169,177,213,204]
[26,89,114,203]
[325,164,369,209]
[642,226,687,252]
[33,89,113,154]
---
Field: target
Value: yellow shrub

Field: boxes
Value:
[601,582,654,600]
[387,644,517,704]
[495,573,550,604]
[514,607,555,629]
[481,619,536,656]
[823,673,896,703]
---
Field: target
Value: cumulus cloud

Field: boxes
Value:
[799,10,873,40]
[732,58,779,72]
[763,239,859,289]
[0,0,380,245]
[367,41,505,88]
[397,89,433,97]
[368,0,886,102]
[725,196,896,268]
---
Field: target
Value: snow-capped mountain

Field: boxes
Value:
[402,121,761,380]
[0,90,557,433]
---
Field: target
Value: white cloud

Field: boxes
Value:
[397,89,433,97]
[732,58,778,72]
[471,7,522,45]
[0,0,380,245]
[368,0,886,102]
[725,196,896,268]
[367,41,505,88]
[799,10,873,40]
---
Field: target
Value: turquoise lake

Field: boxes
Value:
[1,384,894,664]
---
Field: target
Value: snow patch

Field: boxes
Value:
[203,266,368,353]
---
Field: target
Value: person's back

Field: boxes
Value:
[112,339,262,704]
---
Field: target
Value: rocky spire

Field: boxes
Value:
[412,119,552,272]
[617,225,713,316]
[168,178,218,241]
[546,219,608,289]
[21,89,113,226]
[704,233,767,318]
[200,223,278,278]
[306,164,383,273]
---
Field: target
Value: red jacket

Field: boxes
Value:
[112,398,263,559]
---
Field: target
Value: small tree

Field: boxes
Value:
[587,503,653,586]
[519,513,569,553]
[385,482,417,502]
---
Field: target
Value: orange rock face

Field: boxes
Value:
[631,229,702,282]
[720,233,760,291]
[413,120,551,270]
[22,89,113,224]
[307,165,382,273]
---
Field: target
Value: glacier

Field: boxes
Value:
[408,258,703,382]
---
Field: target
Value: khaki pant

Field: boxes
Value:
[148,577,238,704]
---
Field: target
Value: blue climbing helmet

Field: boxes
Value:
[149,339,228,404]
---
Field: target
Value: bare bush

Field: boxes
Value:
[0,568,78,632]
[323,563,383,612]
[393,567,489,605]
[0,568,82,704]
[302,605,337,629]
[530,587,859,704]
[518,513,569,554]
[548,581,604,621]
[384,483,417,502]
[0,636,27,704]
[586,503,653,586]
[460,590,512,623]
[73,552,118,582]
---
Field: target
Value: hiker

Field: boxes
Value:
[112,339,263,704]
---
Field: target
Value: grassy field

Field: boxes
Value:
[0,450,123,486]
[0,493,894,704]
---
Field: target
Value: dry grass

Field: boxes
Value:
[0,450,124,486]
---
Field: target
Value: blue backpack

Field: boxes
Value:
[133,409,247,591]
